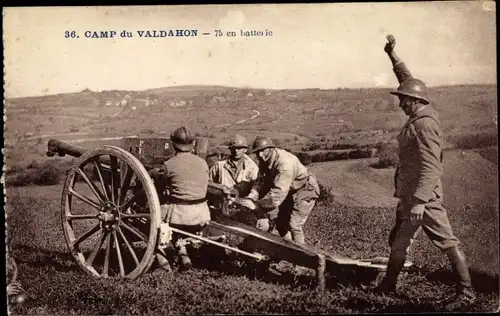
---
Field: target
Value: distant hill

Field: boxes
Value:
[4,83,496,168]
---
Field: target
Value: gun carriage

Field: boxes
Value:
[46,137,394,291]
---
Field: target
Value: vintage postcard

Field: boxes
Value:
[2,2,498,314]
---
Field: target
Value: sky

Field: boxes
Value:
[3,2,497,98]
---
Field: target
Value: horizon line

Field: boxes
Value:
[5,82,497,100]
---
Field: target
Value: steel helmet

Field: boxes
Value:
[170,126,194,152]
[229,134,248,149]
[390,78,430,105]
[251,136,275,153]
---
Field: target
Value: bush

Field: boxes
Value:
[301,142,321,151]
[295,152,312,165]
[348,149,376,159]
[33,164,61,185]
[271,138,282,147]
[294,149,375,165]
[317,183,335,206]
[449,131,498,150]
[371,142,399,169]
[4,160,70,187]
[4,170,38,187]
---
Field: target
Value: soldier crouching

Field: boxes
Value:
[238,136,320,245]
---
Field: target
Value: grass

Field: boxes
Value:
[4,158,77,187]
[5,177,499,314]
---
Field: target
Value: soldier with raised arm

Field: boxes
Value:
[374,35,476,308]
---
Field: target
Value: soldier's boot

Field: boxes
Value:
[155,249,173,273]
[177,244,192,271]
[374,255,406,294]
[443,246,476,310]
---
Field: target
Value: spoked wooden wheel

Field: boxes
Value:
[61,146,161,280]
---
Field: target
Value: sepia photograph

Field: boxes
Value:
[2,2,498,314]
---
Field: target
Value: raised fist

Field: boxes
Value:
[384,34,396,53]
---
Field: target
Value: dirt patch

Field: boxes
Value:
[309,149,498,211]
[308,158,398,208]
[475,146,498,165]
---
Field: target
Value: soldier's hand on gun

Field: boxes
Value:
[384,34,396,53]
[222,186,238,198]
[256,218,270,231]
[148,167,164,180]
[235,197,257,210]
[410,202,425,224]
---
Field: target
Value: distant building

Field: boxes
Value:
[211,96,226,104]
[170,100,187,107]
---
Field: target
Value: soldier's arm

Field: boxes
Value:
[247,175,264,201]
[256,164,294,209]
[239,162,260,198]
[411,118,443,203]
[392,59,414,84]
[250,161,259,182]
[208,162,218,182]
[385,34,414,84]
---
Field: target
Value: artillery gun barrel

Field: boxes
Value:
[47,139,89,158]
[46,138,231,198]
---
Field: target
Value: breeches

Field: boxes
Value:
[160,202,211,226]
[160,203,211,250]
[273,194,316,244]
[389,197,460,259]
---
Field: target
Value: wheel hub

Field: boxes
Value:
[98,202,120,230]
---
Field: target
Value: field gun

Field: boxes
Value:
[46,136,397,292]
[47,137,236,201]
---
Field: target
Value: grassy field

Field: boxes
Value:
[5,177,499,315]
[3,85,498,314]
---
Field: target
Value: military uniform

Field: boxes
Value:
[155,126,211,271]
[161,151,211,227]
[249,148,320,244]
[209,154,259,196]
[389,61,460,256]
[376,36,475,304]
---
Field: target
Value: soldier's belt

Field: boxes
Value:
[164,196,207,205]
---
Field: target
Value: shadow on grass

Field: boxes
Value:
[12,244,148,277]
[174,243,384,291]
[426,267,499,294]
[12,246,79,273]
